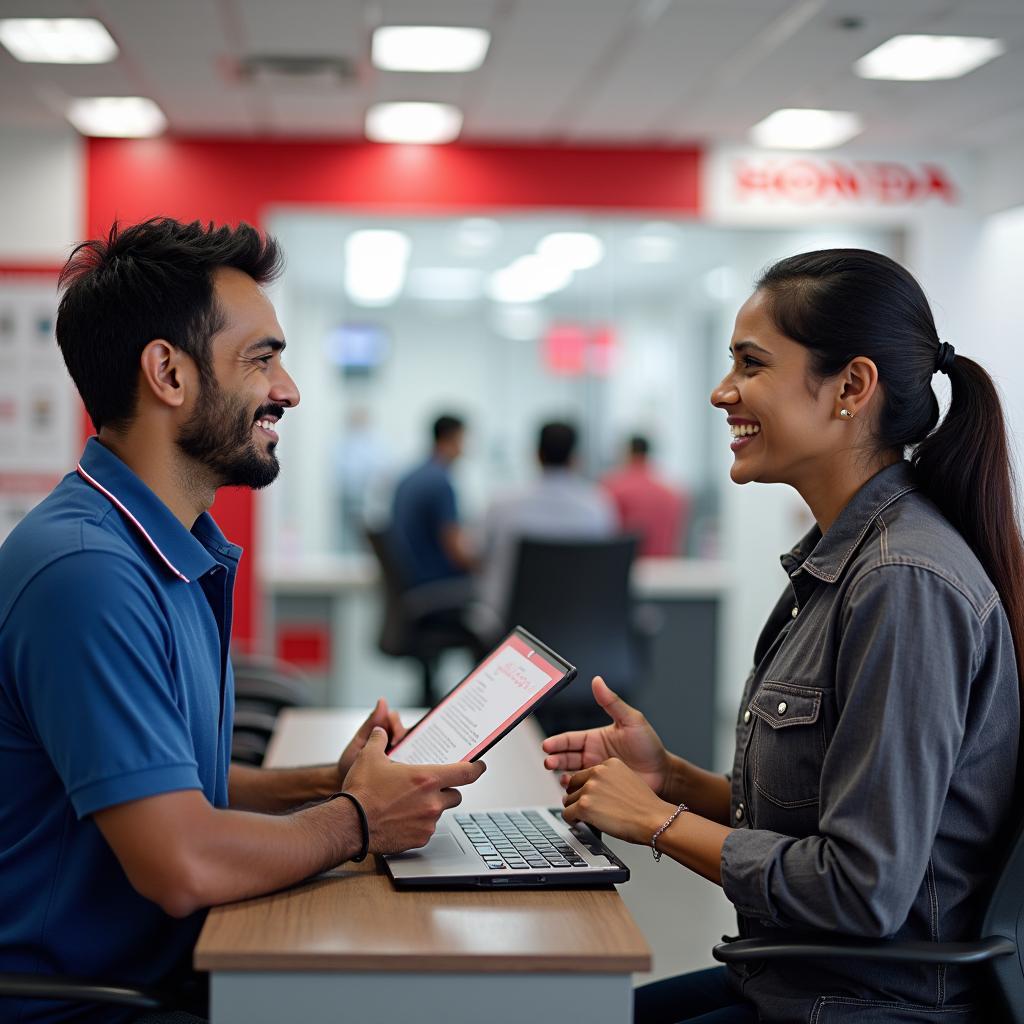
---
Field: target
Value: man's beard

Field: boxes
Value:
[176,375,283,491]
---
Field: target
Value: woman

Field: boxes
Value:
[543,250,1022,1024]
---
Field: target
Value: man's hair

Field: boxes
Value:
[629,435,650,458]
[433,414,465,443]
[56,218,283,431]
[538,421,577,467]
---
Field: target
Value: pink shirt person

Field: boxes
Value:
[601,437,688,557]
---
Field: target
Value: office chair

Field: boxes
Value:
[0,973,164,1012]
[503,535,645,736]
[365,527,482,706]
[231,654,314,766]
[711,817,1024,1023]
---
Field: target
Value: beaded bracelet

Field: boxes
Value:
[651,803,688,862]
[331,791,370,862]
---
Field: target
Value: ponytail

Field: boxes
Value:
[913,357,1024,689]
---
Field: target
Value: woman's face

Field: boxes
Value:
[711,289,839,488]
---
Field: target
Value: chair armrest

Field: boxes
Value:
[712,934,1015,967]
[0,972,163,1008]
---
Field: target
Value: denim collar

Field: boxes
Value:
[781,461,918,585]
[77,437,241,583]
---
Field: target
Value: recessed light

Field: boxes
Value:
[487,255,573,305]
[855,34,1005,81]
[66,97,167,138]
[371,26,490,73]
[0,17,118,64]
[536,232,605,271]
[749,108,862,150]
[344,230,411,307]
[365,102,463,144]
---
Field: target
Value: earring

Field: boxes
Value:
[839,408,854,419]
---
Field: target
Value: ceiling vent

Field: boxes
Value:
[234,54,357,90]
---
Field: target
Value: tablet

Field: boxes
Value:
[387,627,576,765]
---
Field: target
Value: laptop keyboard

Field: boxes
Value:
[454,810,589,870]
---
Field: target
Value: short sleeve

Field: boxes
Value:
[6,551,202,818]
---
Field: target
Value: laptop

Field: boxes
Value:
[384,806,630,888]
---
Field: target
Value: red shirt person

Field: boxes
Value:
[601,436,688,557]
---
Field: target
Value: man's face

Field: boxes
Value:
[176,267,299,490]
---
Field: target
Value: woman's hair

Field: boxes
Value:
[756,248,1024,691]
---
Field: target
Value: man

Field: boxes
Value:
[479,421,616,622]
[0,219,483,1024]
[389,413,475,589]
[601,435,688,557]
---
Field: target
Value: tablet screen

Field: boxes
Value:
[388,628,574,765]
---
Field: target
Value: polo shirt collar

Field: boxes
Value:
[781,461,918,585]
[77,437,240,583]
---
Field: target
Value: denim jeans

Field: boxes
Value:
[634,966,757,1024]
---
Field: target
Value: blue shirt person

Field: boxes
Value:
[389,414,476,588]
[0,219,483,1023]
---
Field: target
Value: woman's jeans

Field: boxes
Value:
[634,966,757,1024]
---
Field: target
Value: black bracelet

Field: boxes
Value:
[330,791,370,862]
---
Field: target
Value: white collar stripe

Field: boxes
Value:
[76,464,191,583]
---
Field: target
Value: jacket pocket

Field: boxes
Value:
[810,996,975,1024]
[748,681,825,808]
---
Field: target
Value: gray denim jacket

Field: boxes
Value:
[720,462,1019,1024]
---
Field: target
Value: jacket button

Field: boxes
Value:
[743,709,751,724]
[791,606,799,618]
[777,701,788,715]
[735,804,745,822]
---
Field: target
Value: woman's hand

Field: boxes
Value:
[336,698,406,784]
[541,676,670,795]
[561,757,675,845]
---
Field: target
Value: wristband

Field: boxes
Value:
[651,803,687,862]
[331,791,370,862]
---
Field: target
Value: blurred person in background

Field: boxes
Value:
[389,413,476,590]
[478,420,615,625]
[602,434,689,557]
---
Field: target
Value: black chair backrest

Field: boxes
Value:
[504,536,638,695]
[365,527,413,655]
[981,815,1024,1021]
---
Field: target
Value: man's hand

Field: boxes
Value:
[541,676,670,795]
[562,757,674,845]
[343,728,486,853]
[336,698,406,784]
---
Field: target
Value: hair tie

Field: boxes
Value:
[935,341,956,375]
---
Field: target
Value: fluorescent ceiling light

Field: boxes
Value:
[0,17,118,63]
[536,232,605,271]
[365,102,463,144]
[407,267,483,301]
[750,108,862,150]
[855,34,1005,81]
[372,26,490,73]
[487,255,573,305]
[344,229,411,307]
[66,97,167,138]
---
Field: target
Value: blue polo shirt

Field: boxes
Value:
[0,438,238,1023]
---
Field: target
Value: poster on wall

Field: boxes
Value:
[0,277,78,544]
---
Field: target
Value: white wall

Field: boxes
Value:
[0,127,83,261]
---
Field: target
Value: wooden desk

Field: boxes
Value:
[195,709,651,1023]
